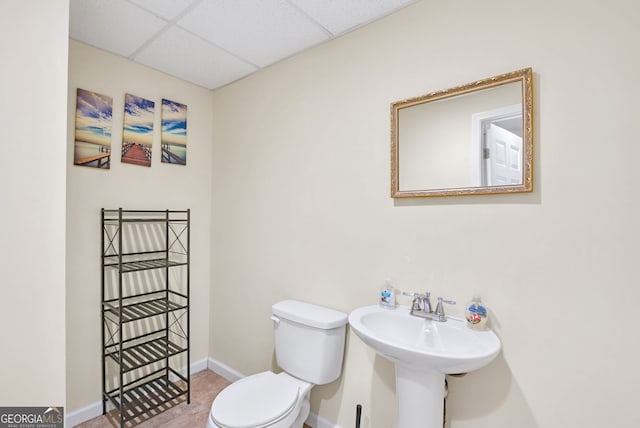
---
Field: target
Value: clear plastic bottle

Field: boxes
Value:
[379,278,396,309]
[465,296,488,329]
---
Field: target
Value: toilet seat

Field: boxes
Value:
[211,372,300,428]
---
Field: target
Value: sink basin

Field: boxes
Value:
[348,305,502,428]
[348,305,501,373]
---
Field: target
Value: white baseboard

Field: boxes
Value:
[206,356,244,382]
[65,400,105,427]
[191,357,209,373]
[65,358,209,427]
[67,357,342,428]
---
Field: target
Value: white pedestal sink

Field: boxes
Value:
[348,305,501,428]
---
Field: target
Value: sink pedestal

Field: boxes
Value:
[348,305,501,428]
[395,365,446,428]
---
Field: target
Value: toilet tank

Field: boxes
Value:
[272,300,348,385]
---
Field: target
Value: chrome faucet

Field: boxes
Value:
[403,292,455,322]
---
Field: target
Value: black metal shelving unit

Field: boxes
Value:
[101,209,190,426]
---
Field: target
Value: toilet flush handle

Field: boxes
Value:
[270,315,280,325]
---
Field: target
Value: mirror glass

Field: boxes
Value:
[391,68,533,198]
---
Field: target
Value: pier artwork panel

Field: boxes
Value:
[73,88,113,169]
[161,99,187,165]
[121,94,155,167]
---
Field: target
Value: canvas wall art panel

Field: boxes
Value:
[121,94,154,167]
[73,88,113,169]
[161,99,187,165]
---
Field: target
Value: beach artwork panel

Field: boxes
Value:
[122,93,155,167]
[161,99,187,165]
[74,88,113,169]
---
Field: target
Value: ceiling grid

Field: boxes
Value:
[70,0,418,90]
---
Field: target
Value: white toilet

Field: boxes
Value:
[207,300,348,428]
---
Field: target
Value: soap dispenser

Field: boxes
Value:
[465,296,488,329]
[379,278,396,309]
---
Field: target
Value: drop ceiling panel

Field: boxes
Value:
[69,0,419,90]
[69,0,167,57]
[135,26,257,89]
[178,0,331,67]
[290,0,417,35]
[128,0,201,20]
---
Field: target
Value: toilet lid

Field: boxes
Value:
[211,372,299,428]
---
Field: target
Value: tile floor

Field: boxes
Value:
[74,370,312,427]
[75,370,229,427]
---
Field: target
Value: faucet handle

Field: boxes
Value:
[402,292,424,312]
[402,291,431,299]
[402,291,425,302]
[402,291,423,297]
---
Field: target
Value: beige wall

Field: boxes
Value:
[0,0,68,407]
[210,0,640,427]
[65,41,214,411]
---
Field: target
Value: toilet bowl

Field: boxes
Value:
[206,300,348,428]
[207,372,312,428]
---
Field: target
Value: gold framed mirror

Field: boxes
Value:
[391,68,533,198]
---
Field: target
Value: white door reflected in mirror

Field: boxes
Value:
[470,103,523,187]
[485,122,523,186]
